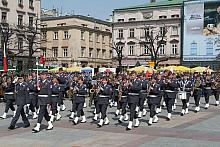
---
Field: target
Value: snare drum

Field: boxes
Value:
[177,91,187,100]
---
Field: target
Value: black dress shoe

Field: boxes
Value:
[118,119,122,123]
[180,113,184,116]
[24,123,30,128]
[166,118,171,121]
[97,124,102,128]
[46,127,53,130]
[126,127,132,131]
[8,125,15,130]
[32,128,39,133]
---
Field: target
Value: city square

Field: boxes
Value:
[0,0,220,147]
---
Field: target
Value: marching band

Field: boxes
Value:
[0,69,220,133]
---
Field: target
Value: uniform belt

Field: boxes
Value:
[165,90,175,93]
[5,92,14,95]
[148,95,157,97]
[205,87,211,90]
[121,96,127,98]
[51,95,58,97]
[99,95,110,98]
[29,92,35,94]
[128,93,139,96]
[140,90,146,92]
[76,94,86,97]
[38,95,49,97]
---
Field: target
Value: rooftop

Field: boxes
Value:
[41,15,111,26]
[114,0,184,12]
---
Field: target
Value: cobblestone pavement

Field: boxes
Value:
[0,96,220,147]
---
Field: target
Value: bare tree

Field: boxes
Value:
[139,25,169,69]
[13,17,42,69]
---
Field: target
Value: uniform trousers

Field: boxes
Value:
[4,99,15,113]
[96,104,108,119]
[128,102,138,121]
[37,105,50,123]
[10,105,29,127]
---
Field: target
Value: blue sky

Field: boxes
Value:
[42,0,150,20]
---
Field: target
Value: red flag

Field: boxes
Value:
[3,44,7,73]
[146,71,150,78]
[39,55,45,64]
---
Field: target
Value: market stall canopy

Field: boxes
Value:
[66,67,81,72]
[48,67,67,73]
[191,67,214,73]
[127,66,155,73]
[0,65,16,71]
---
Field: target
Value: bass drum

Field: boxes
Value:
[177,91,187,100]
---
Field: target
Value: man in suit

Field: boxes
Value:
[8,75,30,130]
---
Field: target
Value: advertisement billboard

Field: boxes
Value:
[183,0,220,61]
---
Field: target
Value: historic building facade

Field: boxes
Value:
[112,0,183,67]
[40,15,112,68]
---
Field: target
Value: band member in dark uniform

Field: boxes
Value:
[26,75,38,119]
[73,77,88,125]
[32,72,52,133]
[156,74,165,114]
[126,71,142,130]
[1,76,16,119]
[138,74,148,118]
[164,73,178,121]
[118,77,129,123]
[58,68,67,111]
[203,75,212,109]
[211,76,220,106]
[69,75,78,119]
[179,75,193,116]
[50,77,60,122]
[147,76,160,125]
[94,77,112,127]
[193,76,203,113]
[8,76,30,130]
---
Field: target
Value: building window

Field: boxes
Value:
[63,48,68,57]
[89,48,93,58]
[29,0,34,8]
[145,28,150,37]
[190,42,197,55]
[29,16,33,27]
[96,49,100,58]
[42,31,47,40]
[144,45,150,54]
[17,15,23,26]
[171,26,178,36]
[118,19,124,22]
[159,15,167,19]
[159,27,166,36]
[159,44,165,55]
[171,44,177,55]
[54,32,58,40]
[109,50,112,58]
[95,34,100,42]
[52,48,58,57]
[102,49,106,58]
[89,32,93,41]
[81,47,85,57]
[42,49,46,57]
[64,31,69,39]
[18,0,23,5]
[128,18,136,21]
[129,28,135,38]
[1,12,7,23]
[129,45,134,55]
[81,31,85,40]
[118,29,123,38]
[171,14,179,18]
[206,42,213,55]
[102,36,105,44]
[18,38,23,51]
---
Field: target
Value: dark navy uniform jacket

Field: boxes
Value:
[51,83,60,102]
[98,84,112,105]
[27,80,37,103]
[75,84,88,103]
[37,80,52,105]
[4,83,15,100]
[15,83,28,106]
[148,83,161,104]
[127,80,142,103]
[164,79,178,99]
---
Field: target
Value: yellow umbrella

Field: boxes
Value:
[145,67,156,73]
[66,67,81,72]
[48,67,67,73]
[127,66,145,73]
[191,67,214,73]
[177,66,191,72]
